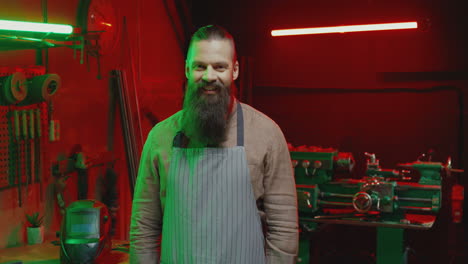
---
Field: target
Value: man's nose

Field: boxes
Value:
[202,66,217,82]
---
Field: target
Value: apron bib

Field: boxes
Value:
[161,103,265,264]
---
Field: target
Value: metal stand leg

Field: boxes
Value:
[377,227,405,264]
[298,237,310,263]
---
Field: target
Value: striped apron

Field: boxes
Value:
[160,103,265,264]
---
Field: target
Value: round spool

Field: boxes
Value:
[25,74,61,104]
[0,72,28,105]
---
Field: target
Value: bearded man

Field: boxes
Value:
[130,25,298,264]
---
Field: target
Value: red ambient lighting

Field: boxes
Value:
[271,21,418,36]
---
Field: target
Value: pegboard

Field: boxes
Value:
[0,103,49,190]
[0,107,9,188]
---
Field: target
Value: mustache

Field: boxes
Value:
[196,81,224,92]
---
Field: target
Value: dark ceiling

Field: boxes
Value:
[187,0,468,69]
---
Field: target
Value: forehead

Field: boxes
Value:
[187,39,234,63]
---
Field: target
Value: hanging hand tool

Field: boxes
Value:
[29,109,35,199]
[13,110,21,207]
[35,108,43,201]
[22,110,29,200]
[75,152,88,200]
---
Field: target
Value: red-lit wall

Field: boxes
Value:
[0,0,184,248]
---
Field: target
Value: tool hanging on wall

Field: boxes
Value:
[26,109,35,199]
[0,72,28,105]
[20,73,61,105]
[35,108,43,200]
[13,110,22,207]
[49,119,60,142]
[21,110,29,200]
[74,152,88,200]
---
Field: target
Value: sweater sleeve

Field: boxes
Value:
[263,124,299,264]
[129,128,163,264]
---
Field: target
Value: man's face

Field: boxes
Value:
[185,39,239,102]
[182,39,239,145]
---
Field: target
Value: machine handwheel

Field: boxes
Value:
[353,192,372,213]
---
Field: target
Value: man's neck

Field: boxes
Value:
[226,95,237,121]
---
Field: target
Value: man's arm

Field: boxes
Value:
[129,130,163,264]
[263,125,299,264]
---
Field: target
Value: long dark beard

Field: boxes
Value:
[182,80,231,146]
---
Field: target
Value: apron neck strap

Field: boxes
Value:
[174,102,244,148]
[173,131,188,148]
[236,102,244,147]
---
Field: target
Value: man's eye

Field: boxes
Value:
[195,65,206,70]
[214,65,227,71]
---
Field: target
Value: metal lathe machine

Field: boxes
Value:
[291,145,459,264]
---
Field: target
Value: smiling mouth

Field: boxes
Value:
[202,86,218,94]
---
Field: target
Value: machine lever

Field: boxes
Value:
[364,152,376,163]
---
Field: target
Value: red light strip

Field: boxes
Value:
[271,21,418,36]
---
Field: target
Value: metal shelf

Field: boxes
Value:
[0,35,83,51]
[0,36,55,51]
[0,34,85,66]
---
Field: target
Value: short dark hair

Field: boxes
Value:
[187,25,237,61]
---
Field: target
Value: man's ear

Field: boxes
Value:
[233,60,239,81]
[185,60,190,79]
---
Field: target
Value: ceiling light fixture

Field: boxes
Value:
[271,21,418,36]
[0,19,73,35]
